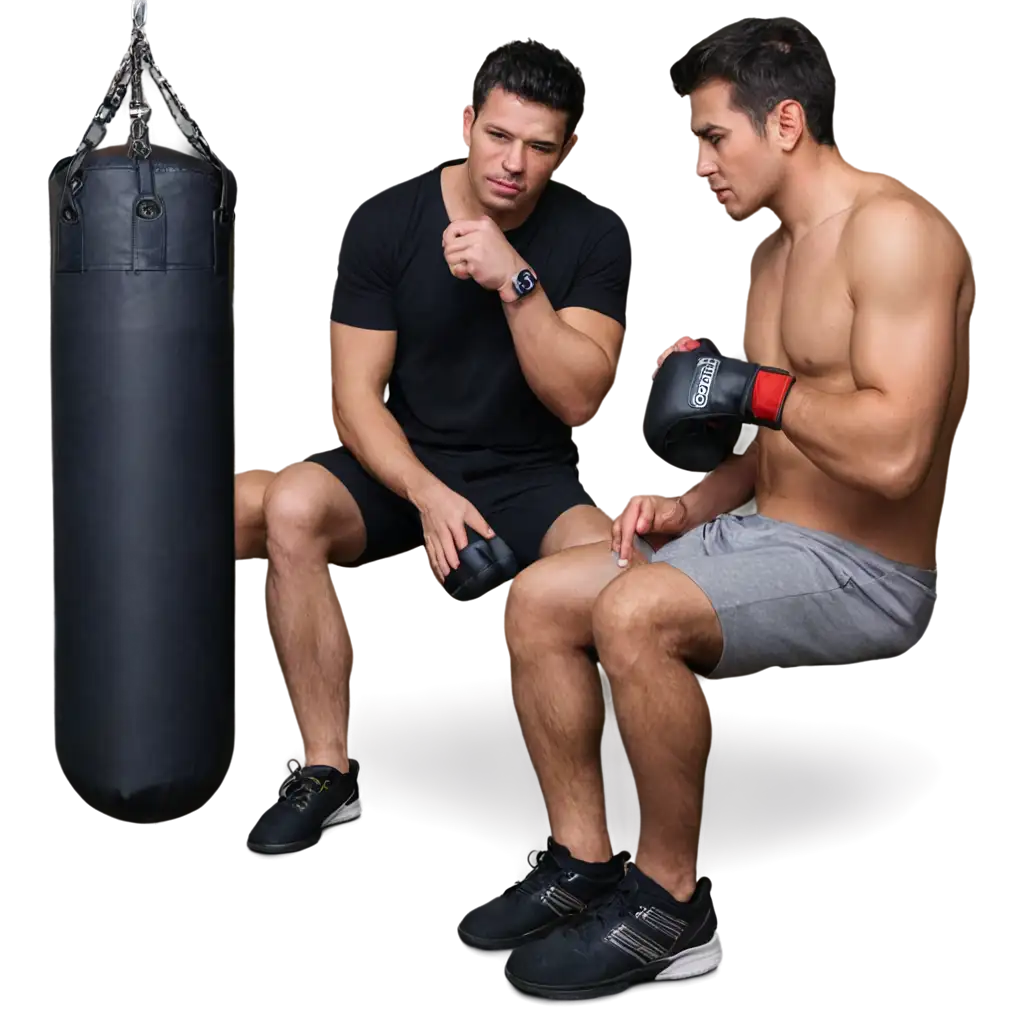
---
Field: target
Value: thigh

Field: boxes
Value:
[465,453,598,569]
[651,515,932,678]
[304,446,423,566]
[538,504,612,559]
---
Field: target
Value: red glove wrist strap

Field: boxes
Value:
[751,368,795,424]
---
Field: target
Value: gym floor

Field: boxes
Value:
[6,700,1024,1019]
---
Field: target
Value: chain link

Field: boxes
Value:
[126,1,152,158]
[58,7,230,222]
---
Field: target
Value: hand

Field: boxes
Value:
[411,479,495,584]
[442,217,525,297]
[612,494,690,566]
[653,336,702,378]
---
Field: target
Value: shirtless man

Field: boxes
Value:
[234,41,629,855]
[457,17,971,999]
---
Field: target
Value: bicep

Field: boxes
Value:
[849,205,960,427]
[330,321,397,404]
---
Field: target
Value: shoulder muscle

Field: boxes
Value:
[844,197,964,309]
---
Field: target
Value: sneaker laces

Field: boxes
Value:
[564,880,635,937]
[278,759,330,810]
[505,848,562,897]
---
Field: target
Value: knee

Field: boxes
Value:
[263,464,336,562]
[592,572,679,674]
[235,470,275,558]
[505,563,557,654]
[235,471,273,529]
[234,475,260,540]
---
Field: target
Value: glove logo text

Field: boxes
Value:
[689,357,720,409]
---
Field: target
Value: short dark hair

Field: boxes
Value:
[472,39,585,143]
[670,17,836,146]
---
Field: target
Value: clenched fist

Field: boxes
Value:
[442,216,527,301]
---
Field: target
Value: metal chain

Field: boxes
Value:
[143,51,217,166]
[127,29,153,159]
[58,1,230,221]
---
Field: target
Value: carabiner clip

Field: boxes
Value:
[133,0,148,31]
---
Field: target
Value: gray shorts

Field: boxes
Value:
[638,513,937,679]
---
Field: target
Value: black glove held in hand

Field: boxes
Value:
[668,337,796,427]
[442,527,518,601]
[644,338,795,471]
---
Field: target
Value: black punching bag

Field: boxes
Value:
[49,10,237,823]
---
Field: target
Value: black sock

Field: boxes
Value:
[561,847,622,880]
[626,864,700,905]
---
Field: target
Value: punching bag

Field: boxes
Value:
[49,5,237,823]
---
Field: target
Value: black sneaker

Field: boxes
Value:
[246,759,361,854]
[504,865,722,999]
[458,838,630,950]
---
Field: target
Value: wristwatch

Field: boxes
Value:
[506,267,539,301]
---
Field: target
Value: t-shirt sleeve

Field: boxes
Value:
[556,211,631,327]
[329,198,398,330]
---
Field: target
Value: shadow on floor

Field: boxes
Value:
[362,693,938,862]
[142,679,937,872]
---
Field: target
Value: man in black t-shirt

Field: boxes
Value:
[235,40,631,854]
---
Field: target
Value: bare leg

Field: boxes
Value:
[538,503,613,558]
[592,564,723,902]
[235,470,275,558]
[505,536,642,863]
[260,463,367,772]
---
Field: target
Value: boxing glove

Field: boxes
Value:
[442,527,519,601]
[644,338,794,471]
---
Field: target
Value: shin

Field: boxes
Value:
[505,542,628,862]
[262,463,366,771]
[594,565,721,901]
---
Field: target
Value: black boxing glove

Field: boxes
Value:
[643,403,741,475]
[442,526,518,601]
[644,338,795,471]
[651,337,794,430]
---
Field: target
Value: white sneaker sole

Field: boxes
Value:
[655,933,723,981]
[323,797,362,828]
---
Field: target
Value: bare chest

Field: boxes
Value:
[746,225,855,384]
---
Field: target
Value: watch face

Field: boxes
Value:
[515,269,537,295]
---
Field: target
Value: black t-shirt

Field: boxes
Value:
[330,159,631,455]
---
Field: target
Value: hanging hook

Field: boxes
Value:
[129,0,150,36]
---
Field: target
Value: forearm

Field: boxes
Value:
[333,393,439,506]
[781,380,928,499]
[503,289,613,426]
[680,441,759,525]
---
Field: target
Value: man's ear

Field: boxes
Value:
[454,100,473,147]
[552,130,585,172]
[773,99,806,152]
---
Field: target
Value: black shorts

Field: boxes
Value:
[304,443,596,568]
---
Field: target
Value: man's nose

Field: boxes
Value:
[692,155,716,180]
[499,143,524,173]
